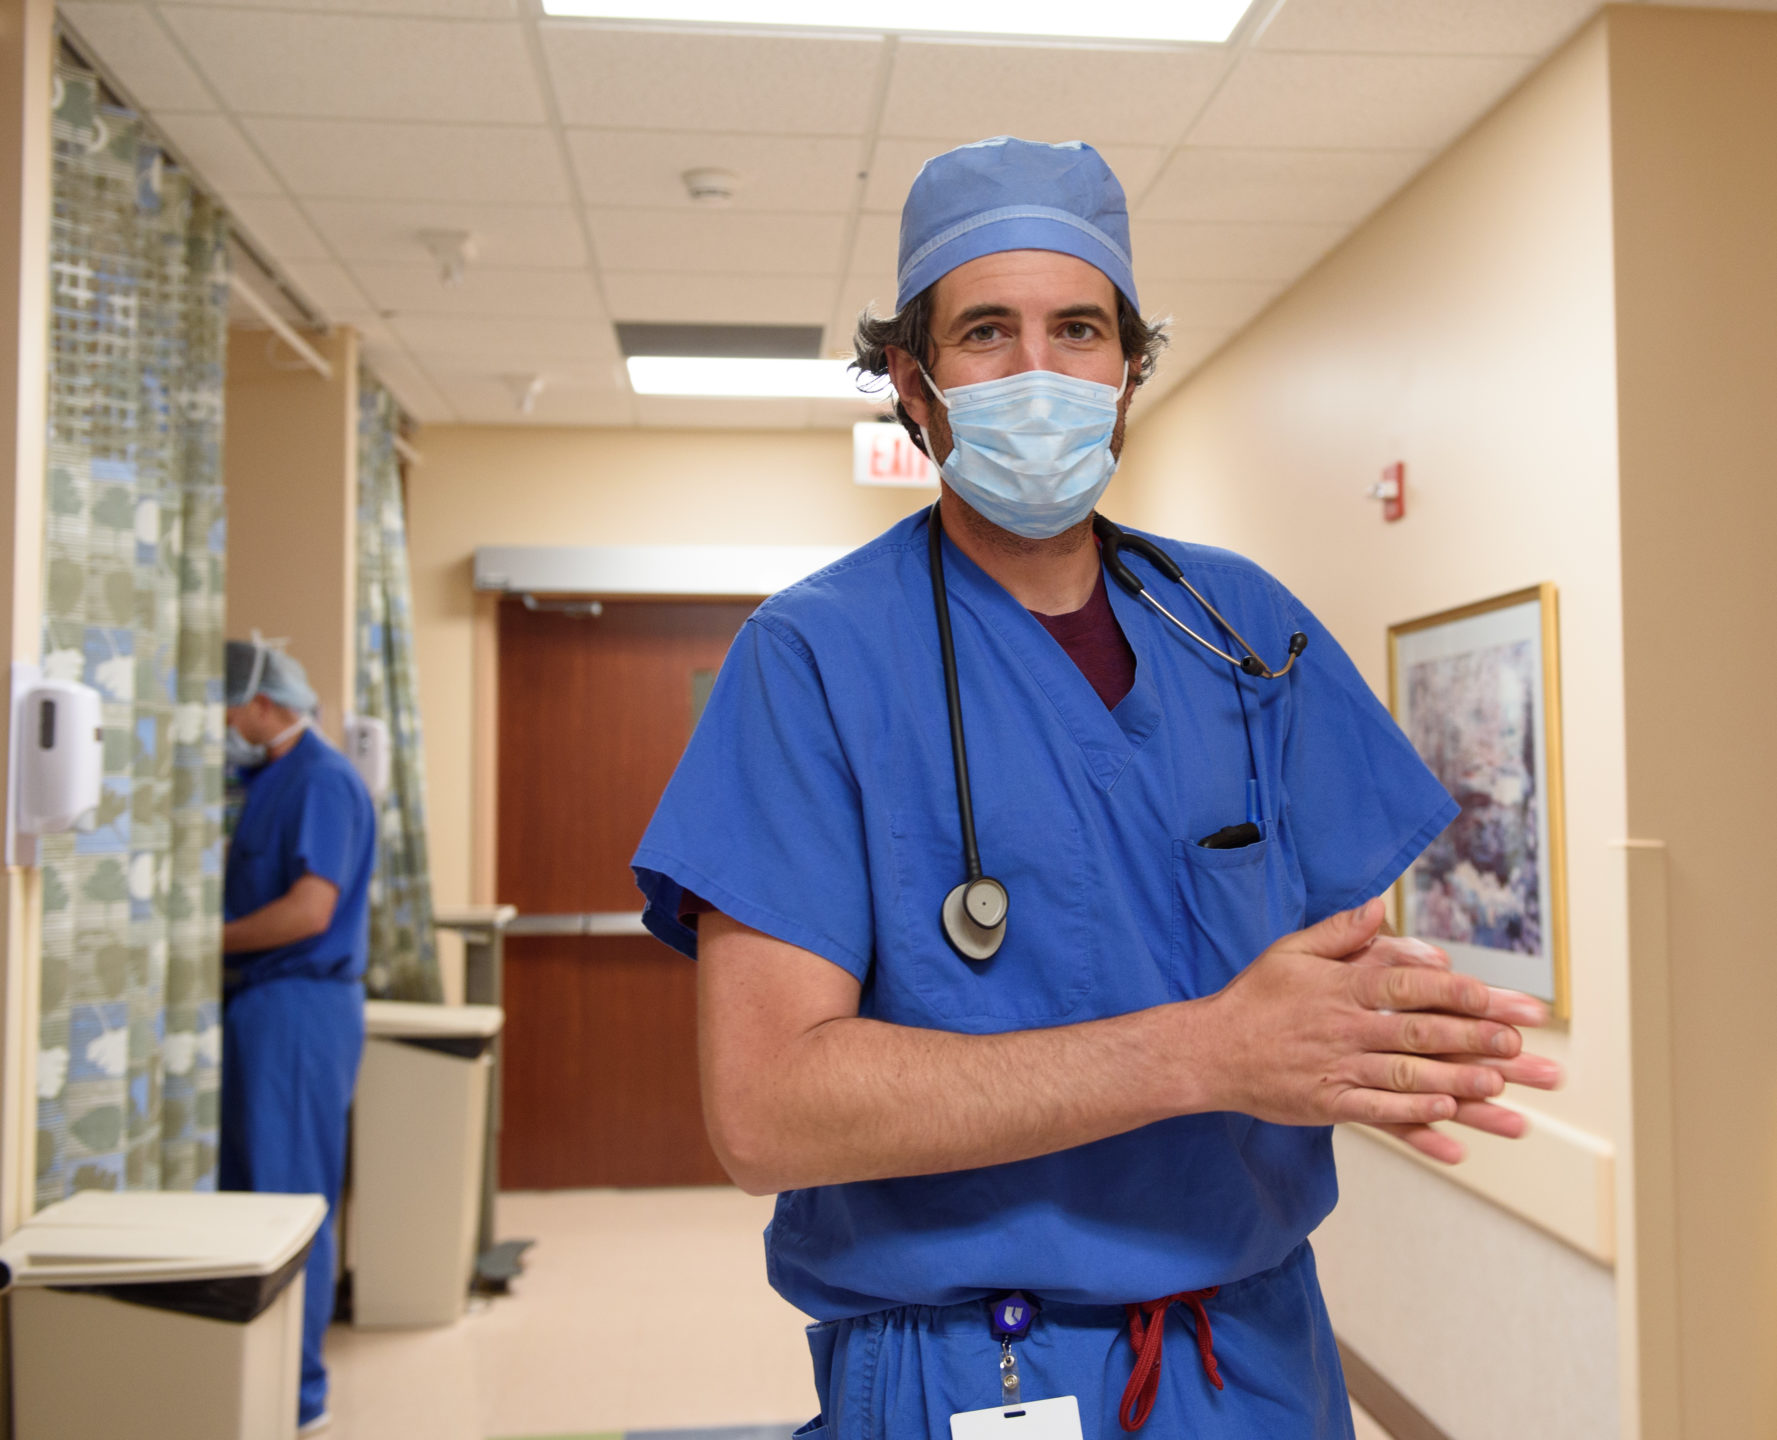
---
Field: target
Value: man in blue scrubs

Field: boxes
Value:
[635,140,1559,1438]
[220,637,376,1435]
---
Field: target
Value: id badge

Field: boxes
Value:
[949,1396,1084,1439]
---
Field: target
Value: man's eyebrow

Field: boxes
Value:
[947,303,1015,332]
[1051,303,1115,324]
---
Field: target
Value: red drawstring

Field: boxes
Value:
[1118,1287,1222,1432]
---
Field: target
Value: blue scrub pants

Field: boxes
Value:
[220,977,364,1427]
[794,1243,1354,1439]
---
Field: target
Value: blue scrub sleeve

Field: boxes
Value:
[1278,592,1459,924]
[292,770,366,891]
[634,617,874,980]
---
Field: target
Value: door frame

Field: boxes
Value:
[469,544,845,903]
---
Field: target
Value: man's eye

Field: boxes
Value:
[1064,322,1095,340]
[967,324,1002,342]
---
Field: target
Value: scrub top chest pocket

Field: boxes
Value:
[883,803,1094,1028]
[1170,831,1305,998]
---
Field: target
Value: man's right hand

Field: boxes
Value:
[1196,897,1561,1164]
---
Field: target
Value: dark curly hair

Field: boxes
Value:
[851,282,1169,455]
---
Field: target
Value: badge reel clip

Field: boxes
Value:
[948,1292,1084,1440]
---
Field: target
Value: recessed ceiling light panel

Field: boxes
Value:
[626,356,879,400]
[540,0,1257,46]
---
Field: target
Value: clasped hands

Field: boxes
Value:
[1203,895,1561,1163]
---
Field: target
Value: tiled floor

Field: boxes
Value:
[327,1189,813,1439]
[327,1187,1393,1439]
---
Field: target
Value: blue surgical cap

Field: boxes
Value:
[225,635,317,712]
[896,137,1138,313]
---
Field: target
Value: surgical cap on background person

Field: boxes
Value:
[896,137,1138,312]
[225,637,317,712]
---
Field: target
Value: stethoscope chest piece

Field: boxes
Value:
[942,876,1009,961]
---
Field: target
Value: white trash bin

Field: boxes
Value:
[0,1189,325,1440]
[350,999,503,1328]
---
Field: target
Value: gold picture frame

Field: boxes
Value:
[1387,584,1570,1020]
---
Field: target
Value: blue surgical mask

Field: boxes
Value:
[226,716,307,772]
[917,365,1128,539]
[226,726,265,770]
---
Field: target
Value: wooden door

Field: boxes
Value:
[496,598,753,1188]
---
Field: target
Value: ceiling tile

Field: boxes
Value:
[163,11,543,124]
[634,395,814,430]
[153,112,283,196]
[432,376,636,427]
[1131,221,1346,281]
[587,210,846,276]
[245,119,569,203]
[59,4,216,111]
[1256,0,1602,55]
[834,273,900,325]
[279,259,372,315]
[1188,51,1535,151]
[826,276,902,365]
[541,26,883,133]
[602,272,835,326]
[159,0,516,15]
[863,136,1165,213]
[304,201,586,269]
[847,214,900,279]
[331,310,400,350]
[392,313,620,367]
[1141,280,1286,332]
[1140,147,1429,223]
[568,132,862,213]
[878,40,1226,146]
[352,265,604,320]
[226,194,333,261]
[358,343,456,423]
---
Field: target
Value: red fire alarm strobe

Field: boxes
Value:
[1370,462,1406,522]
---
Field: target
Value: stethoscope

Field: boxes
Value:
[927,502,1310,961]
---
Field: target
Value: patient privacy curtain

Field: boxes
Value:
[35,64,229,1204]
[355,376,442,1002]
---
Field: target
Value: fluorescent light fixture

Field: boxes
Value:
[541,0,1256,45]
[626,355,876,400]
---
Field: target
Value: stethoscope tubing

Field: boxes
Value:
[926,504,1308,962]
[928,504,985,884]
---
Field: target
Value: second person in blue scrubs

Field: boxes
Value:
[219,637,376,1437]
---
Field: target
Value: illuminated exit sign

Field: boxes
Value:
[853,422,937,488]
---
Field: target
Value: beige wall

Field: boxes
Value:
[1608,8,1777,1435]
[223,324,359,742]
[1114,18,1627,1439]
[0,0,53,1239]
[407,425,927,926]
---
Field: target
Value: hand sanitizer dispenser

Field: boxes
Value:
[343,713,391,804]
[8,668,103,865]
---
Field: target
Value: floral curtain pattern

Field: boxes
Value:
[355,377,441,1002]
[35,64,228,1205]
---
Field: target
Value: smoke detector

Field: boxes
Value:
[419,229,478,287]
[682,167,740,207]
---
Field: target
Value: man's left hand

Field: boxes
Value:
[1345,926,1562,1163]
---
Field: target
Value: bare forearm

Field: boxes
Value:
[706,1000,1215,1193]
[222,877,336,954]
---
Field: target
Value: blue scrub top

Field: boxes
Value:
[225,729,378,991]
[634,509,1456,1322]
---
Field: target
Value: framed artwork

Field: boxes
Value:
[1388,584,1570,1018]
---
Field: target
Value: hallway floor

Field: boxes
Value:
[326,1188,1390,1439]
